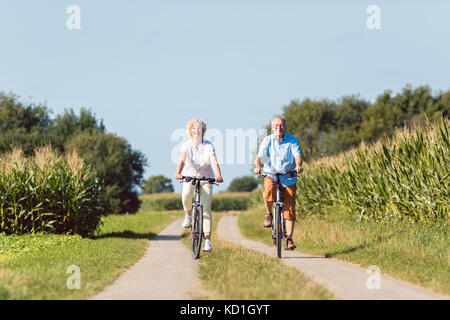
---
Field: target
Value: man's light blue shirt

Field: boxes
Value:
[257,133,302,187]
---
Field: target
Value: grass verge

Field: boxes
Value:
[0,210,183,299]
[181,213,334,300]
[239,206,450,296]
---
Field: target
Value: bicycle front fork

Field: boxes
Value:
[272,204,286,241]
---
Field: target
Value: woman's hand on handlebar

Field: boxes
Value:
[215,176,223,183]
[175,173,183,180]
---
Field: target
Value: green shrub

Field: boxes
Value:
[139,192,251,212]
[227,176,260,192]
[0,146,104,236]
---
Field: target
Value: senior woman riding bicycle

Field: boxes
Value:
[175,118,223,252]
[253,115,303,250]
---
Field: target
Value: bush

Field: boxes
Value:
[0,146,104,237]
[227,176,260,192]
[139,192,252,212]
[142,175,174,194]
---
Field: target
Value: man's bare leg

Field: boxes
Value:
[263,200,273,227]
[285,219,294,238]
[285,219,296,250]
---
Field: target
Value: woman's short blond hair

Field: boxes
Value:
[186,118,206,140]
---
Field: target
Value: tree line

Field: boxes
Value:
[144,84,450,194]
[281,84,449,161]
[226,84,449,192]
[0,92,147,214]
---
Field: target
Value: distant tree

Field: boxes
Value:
[0,92,148,215]
[51,108,105,151]
[228,176,259,192]
[281,84,449,161]
[282,98,335,161]
[64,131,147,214]
[142,175,174,194]
[0,92,57,155]
[319,95,370,156]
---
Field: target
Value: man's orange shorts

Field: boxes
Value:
[263,177,297,221]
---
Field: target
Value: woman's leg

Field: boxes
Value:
[181,182,194,215]
[200,183,213,240]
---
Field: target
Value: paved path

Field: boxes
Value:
[217,215,448,300]
[90,218,198,300]
[90,215,448,300]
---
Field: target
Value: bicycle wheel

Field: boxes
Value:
[191,206,203,259]
[274,206,282,258]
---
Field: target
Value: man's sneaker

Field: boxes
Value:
[287,239,296,251]
[263,214,273,228]
[203,239,212,252]
[181,215,191,228]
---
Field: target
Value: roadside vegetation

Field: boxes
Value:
[0,84,448,300]
[181,213,334,300]
[239,119,449,296]
[0,146,103,237]
[296,119,449,224]
[239,206,449,296]
[0,210,182,299]
[140,192,251,212]
[0,92,147,214]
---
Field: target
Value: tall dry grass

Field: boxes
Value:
[0,145,104,236]
[296,118,449,224]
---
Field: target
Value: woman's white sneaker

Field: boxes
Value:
[181,215,191,228]
[203,239,212,252]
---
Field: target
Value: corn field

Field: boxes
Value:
[296,118,450,224]
[0,146,104,236]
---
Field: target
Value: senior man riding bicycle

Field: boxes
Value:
[253,115,303,250]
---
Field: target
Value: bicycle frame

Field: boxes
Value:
[272,175,287,252]
[181,176,217,259]
[191,180,204,259]
[258,170,297,258]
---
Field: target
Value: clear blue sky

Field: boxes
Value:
[1,1,449,192]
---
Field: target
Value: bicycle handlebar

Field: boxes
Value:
[256,170,299,179]
[180,176,219,186]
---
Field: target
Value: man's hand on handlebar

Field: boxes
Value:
[295,166,304,175]
[253,166,261,175]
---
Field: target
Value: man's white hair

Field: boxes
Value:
[271,115,287,128]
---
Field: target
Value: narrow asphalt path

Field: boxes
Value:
[90,215,447,300]
[217,215,448,300]
[90,218,198,300]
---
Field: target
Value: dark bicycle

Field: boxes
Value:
[257,170,298,258]
[181,176,218,259]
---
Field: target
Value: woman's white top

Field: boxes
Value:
[180,139,216,178]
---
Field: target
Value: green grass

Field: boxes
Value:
[0,210,183,299]
[180,213,334,300]
[239,205,450,297]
